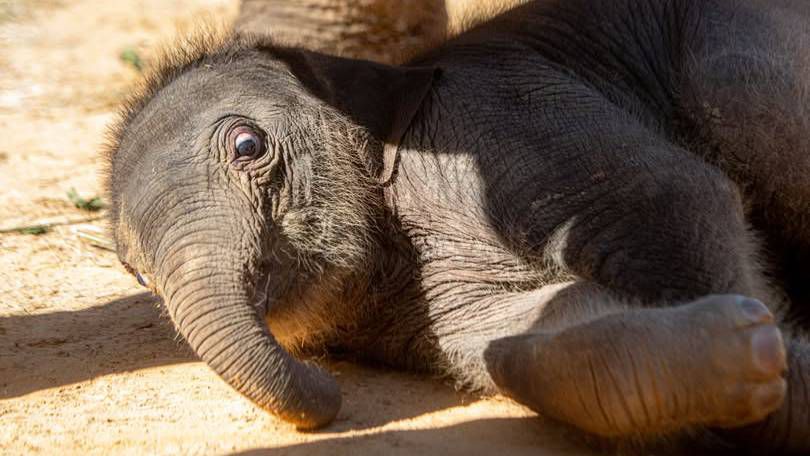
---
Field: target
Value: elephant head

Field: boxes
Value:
[105,33,435,429]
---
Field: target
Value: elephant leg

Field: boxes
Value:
[484,284,787,438]
[234,0,449,64]
[715,336,810,453]
[682,0,810,240]
[477,125,795,441]
[673,6,810,449]
[680,0,810,318]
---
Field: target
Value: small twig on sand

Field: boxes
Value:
[0,215,106,235]
[72,224,115,251]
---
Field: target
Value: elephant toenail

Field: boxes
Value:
[739,298,772,324]
[751,326,785,374]
[753,379,787,413]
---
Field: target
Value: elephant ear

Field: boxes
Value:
[270,47,439,185]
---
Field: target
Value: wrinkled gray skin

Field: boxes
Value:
[108,0,810,451]
[233,0,526,64]
[234,0,448,64]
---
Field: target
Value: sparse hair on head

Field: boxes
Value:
[101,23,286,234]
[105,23,246,165]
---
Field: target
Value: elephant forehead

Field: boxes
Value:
[125,72,258,144]
[114,74,293,185]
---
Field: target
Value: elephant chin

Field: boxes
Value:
[163,264,341,430]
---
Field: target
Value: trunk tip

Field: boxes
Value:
[287,370,342,430]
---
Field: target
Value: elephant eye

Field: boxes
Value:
[229,125,265,160]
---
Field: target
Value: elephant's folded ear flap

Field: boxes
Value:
[327,63,439,186]
[376,66,439,186]
[276,48,438,184]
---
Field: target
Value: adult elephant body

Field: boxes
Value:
[234,0,526,63]
[107,0,810,451]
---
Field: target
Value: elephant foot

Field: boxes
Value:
[485,295,788,437]
[714,340,810,453]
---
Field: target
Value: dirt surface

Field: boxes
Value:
[0,2,713,455]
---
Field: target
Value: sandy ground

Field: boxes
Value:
[0,2,722,455]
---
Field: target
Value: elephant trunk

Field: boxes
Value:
[158,243,340,429]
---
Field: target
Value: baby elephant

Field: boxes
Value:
[106,0,810,452]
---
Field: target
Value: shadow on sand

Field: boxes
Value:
[0,291,502,432]
[0,292,190,399]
